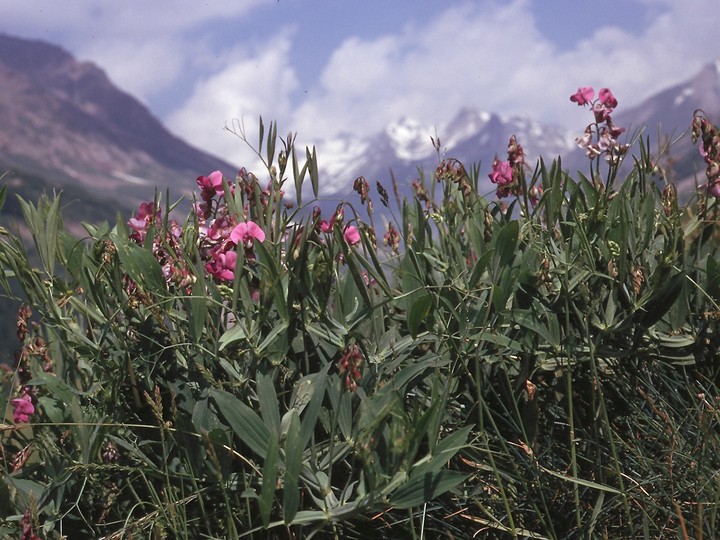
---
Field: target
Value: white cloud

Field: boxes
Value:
[166,34,299,168]
[288,0,719,146]
[0,1,266,103]
[291,1,555,141]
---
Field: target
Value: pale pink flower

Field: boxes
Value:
[230,221,266,249]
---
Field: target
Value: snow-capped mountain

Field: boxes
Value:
[310,107,576,204]
[308,59,720,209]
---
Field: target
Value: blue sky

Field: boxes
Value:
[1,0,718,167]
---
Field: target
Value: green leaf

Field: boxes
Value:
[112,235,166,294]
[388,470,467,509]
[407,290,432,339]
[256,321,289,359]
[638,272,685,327]
[257,371,281,438]
[218,322,247,350]
[539,465,621,494]
[211,389,270,458]
[260,435,279,527]
[492,219,519,273]
[299,369,328,449]
[187,271,207,343]
[308,145,319,198]
[283,410,302,524]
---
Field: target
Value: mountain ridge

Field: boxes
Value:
[0,33,239,214]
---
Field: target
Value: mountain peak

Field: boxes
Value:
[0,33,237,209]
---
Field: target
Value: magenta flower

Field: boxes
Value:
[488,158,513,186]
[230,221,266,249]
[197,170,225,201]
[570,86,594,106]
[344,225,361,246]
[11,393,34,423]
[205,250,237,281]
[320,220,333,233]
[598,87,617,109]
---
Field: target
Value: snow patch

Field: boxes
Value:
[386,117,436,161]
[112,170,150,185]
[314,136,370,196]
[674,87,694,106]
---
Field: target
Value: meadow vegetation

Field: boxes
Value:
[2,90,720,539]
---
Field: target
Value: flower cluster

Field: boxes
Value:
[436,158,472,199]
[196,171,266,281]
[488,135,536,202]
[128,171,268,285]
[127,202,195,291]
[319,204,361,246]
[692,111,720,197]
[570,86,629,163]
[383,222,401,254]
[338,344,363,392]
[7,305,55,425]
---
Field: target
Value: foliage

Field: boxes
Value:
[2,106,720,539]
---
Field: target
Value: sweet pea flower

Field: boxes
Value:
[11,392,34,423]
[128,202,160,242]
[488,158,513,186]
[598,87,618,109]
[205,250,237,281]
[344,225,361,246]
[196,170,225,201]
[570,86,594,106]
[230,221,266,249]
[320,220,333,233]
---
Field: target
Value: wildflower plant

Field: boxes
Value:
[2,96,720,540]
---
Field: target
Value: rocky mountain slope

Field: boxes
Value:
[0,33,238,219]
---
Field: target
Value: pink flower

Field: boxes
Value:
[230,221,266,249]
[488,158,513,186]
[11,393,34,423]
[344,225,361,246]
[592,101,612,123]
[205,250,237,281]
[598,87,617,109]
[570,86,594,106]
[196,170,225,201]
[320,220,333,233]
[128,202,160,242]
